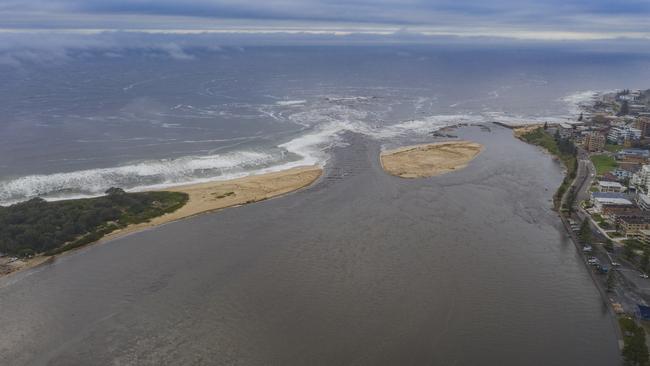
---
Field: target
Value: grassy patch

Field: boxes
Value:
[590,154,618,175]
[604,143,624,153]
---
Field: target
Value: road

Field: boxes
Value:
[565,149,650,315]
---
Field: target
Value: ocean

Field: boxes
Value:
[2,44,650,205]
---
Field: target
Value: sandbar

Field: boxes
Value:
[380,141,483,178]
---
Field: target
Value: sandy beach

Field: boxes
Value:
[0,165,322,278]
[380,140,483,178]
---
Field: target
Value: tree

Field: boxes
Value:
[642,251,650,273]
[619,100,630,116]
[622,322,650,366]
[543,122,548,130]
[579,220,592,243]
[606,271,616,292]
[625,244,636,261]
[578,113,583,122]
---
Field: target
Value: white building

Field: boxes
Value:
[632,165,650,193]
[591,192,634,213]
[608,126,641,143]
[638,194,650,211]
[598,181,625,193]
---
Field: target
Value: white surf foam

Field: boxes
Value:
[2,91,589,205]
[0,151,279,205]
[276,100,306,106]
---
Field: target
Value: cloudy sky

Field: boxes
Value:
[0,0,649,40]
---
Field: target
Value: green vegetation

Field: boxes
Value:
[592,213,611,229]
[604,143,624,153]
[590,154,618,175]
[607,271,616,291]
[579,220,592,243]
[620,317,650,366]
[519,127,577,210]
[0,188,188,256]
[623,239,645,263]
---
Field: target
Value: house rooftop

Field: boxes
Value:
[592,192,629,199]
[598,181,624,188]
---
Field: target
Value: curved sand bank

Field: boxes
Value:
[1,166,322,278]
[380,141,483,178]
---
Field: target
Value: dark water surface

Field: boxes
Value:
[0,126,620,365]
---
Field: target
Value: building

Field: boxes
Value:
[616,148,650,160]
[612,169,633,181]
[583,132,605,152]
[639,230,650,245]
[608,125,642,144]
[635,117,650,138]
[601,204,640,217]
[617,216,650,237]
[591,192,634,213]
[632,165,650,193]
[637,193,650,211]
[558,123,574,139]
[597,181,625,193]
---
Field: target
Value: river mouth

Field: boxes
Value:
[0,125,620,365]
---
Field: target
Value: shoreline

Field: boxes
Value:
[514,127,625,352]
[0,165,323,280]
[380,140,483,178]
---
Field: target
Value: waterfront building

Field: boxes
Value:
[597,181,625,193]
[607,125,641,144]
[600,204,640,217]
[591,192,634,213]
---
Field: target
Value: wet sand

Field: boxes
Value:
[0,126,620,365]
[380,141,483,178]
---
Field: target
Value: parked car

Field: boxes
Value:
[640,273,649,279]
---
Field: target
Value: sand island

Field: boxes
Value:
[380,140,483,178]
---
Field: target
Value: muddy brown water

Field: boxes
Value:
[0,126,621,365]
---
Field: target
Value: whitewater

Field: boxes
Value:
[0,91,593,205]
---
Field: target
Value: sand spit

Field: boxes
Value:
[1,166,322,279]
[380,141,483,178]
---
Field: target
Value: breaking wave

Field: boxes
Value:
[0,91,593,205]
[0,151,280,205]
